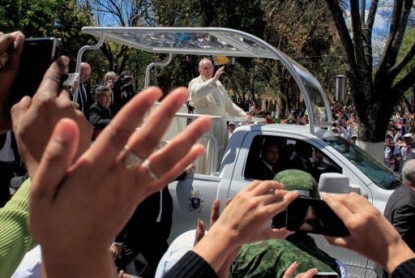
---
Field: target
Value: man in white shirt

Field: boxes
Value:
[188,58,247,118]
[188,58,248,173]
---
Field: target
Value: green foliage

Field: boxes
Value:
[0,0,347,116]
[397,27,415,86]
[0,0,94,71]
[261,0,345,115]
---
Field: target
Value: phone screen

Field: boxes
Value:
[7,37,62,114]
[286,197,349,236]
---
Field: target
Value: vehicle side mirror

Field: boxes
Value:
[318,173,361,194]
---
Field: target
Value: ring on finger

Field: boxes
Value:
[142,159,160,181]
[122,145,143,171]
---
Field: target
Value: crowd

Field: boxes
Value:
[1,30,415,278]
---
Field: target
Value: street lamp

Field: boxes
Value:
[335,75,347,104]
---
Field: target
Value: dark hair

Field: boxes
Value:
[261,139,280,157]
[95,85,110,96]
[121,75,132,83]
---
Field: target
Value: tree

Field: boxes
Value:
[260,0,345,117]
[324,0,415,159]
[81,0,157,77]
[397,27,415,114]
[0,0,94,75]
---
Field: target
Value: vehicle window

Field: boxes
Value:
[244,136,283,180]
[324,136,401,190]
[244,135,341,182]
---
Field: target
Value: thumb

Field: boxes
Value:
[30,118,79,200]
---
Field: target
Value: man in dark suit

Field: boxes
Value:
[72,62,92,117]
[110,186,173,277]
[247,140,285,180]
[378,159,415,277]
[384,158,415,251]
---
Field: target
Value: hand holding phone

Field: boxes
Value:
[286,197,349,237]
[7,37,62,115]
[0,32,25,130]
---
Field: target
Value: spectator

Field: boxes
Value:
[350,134,357,144]
[228,121,236,138]
[111,185,173,277]
[103,71,119,108]
[399,133,413,171]
[384,133,399,171]
[347,120,358,138]
[0,131,24,207]
[118,73,136,109]
[377,159,415,277]
[89,85,112,140]
[265,113,274,124]
[71,62,92,117]
[385,159,415,252]
[286,109,299,124]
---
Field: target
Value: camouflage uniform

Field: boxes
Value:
[230,236,338,278]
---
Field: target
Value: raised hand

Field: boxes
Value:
[30,87,212,277]
[213,66,225,81]
[11,56,92,177]
[322,192,415,274]
[193,180,299,273]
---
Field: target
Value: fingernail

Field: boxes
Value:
[56,119,76,143]
[57,56,69,67]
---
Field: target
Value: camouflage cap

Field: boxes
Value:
[273,169,319,199]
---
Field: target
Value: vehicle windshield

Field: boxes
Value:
[324,136,401,190]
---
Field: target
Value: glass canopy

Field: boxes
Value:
[81,27,333,133]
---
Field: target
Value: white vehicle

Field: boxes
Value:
[80,27,400,278]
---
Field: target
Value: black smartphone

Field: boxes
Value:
[286,197,349,237]
[7,37,62,113]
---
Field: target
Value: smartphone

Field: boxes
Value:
[286,197,349,237]
[7,37,62,113]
